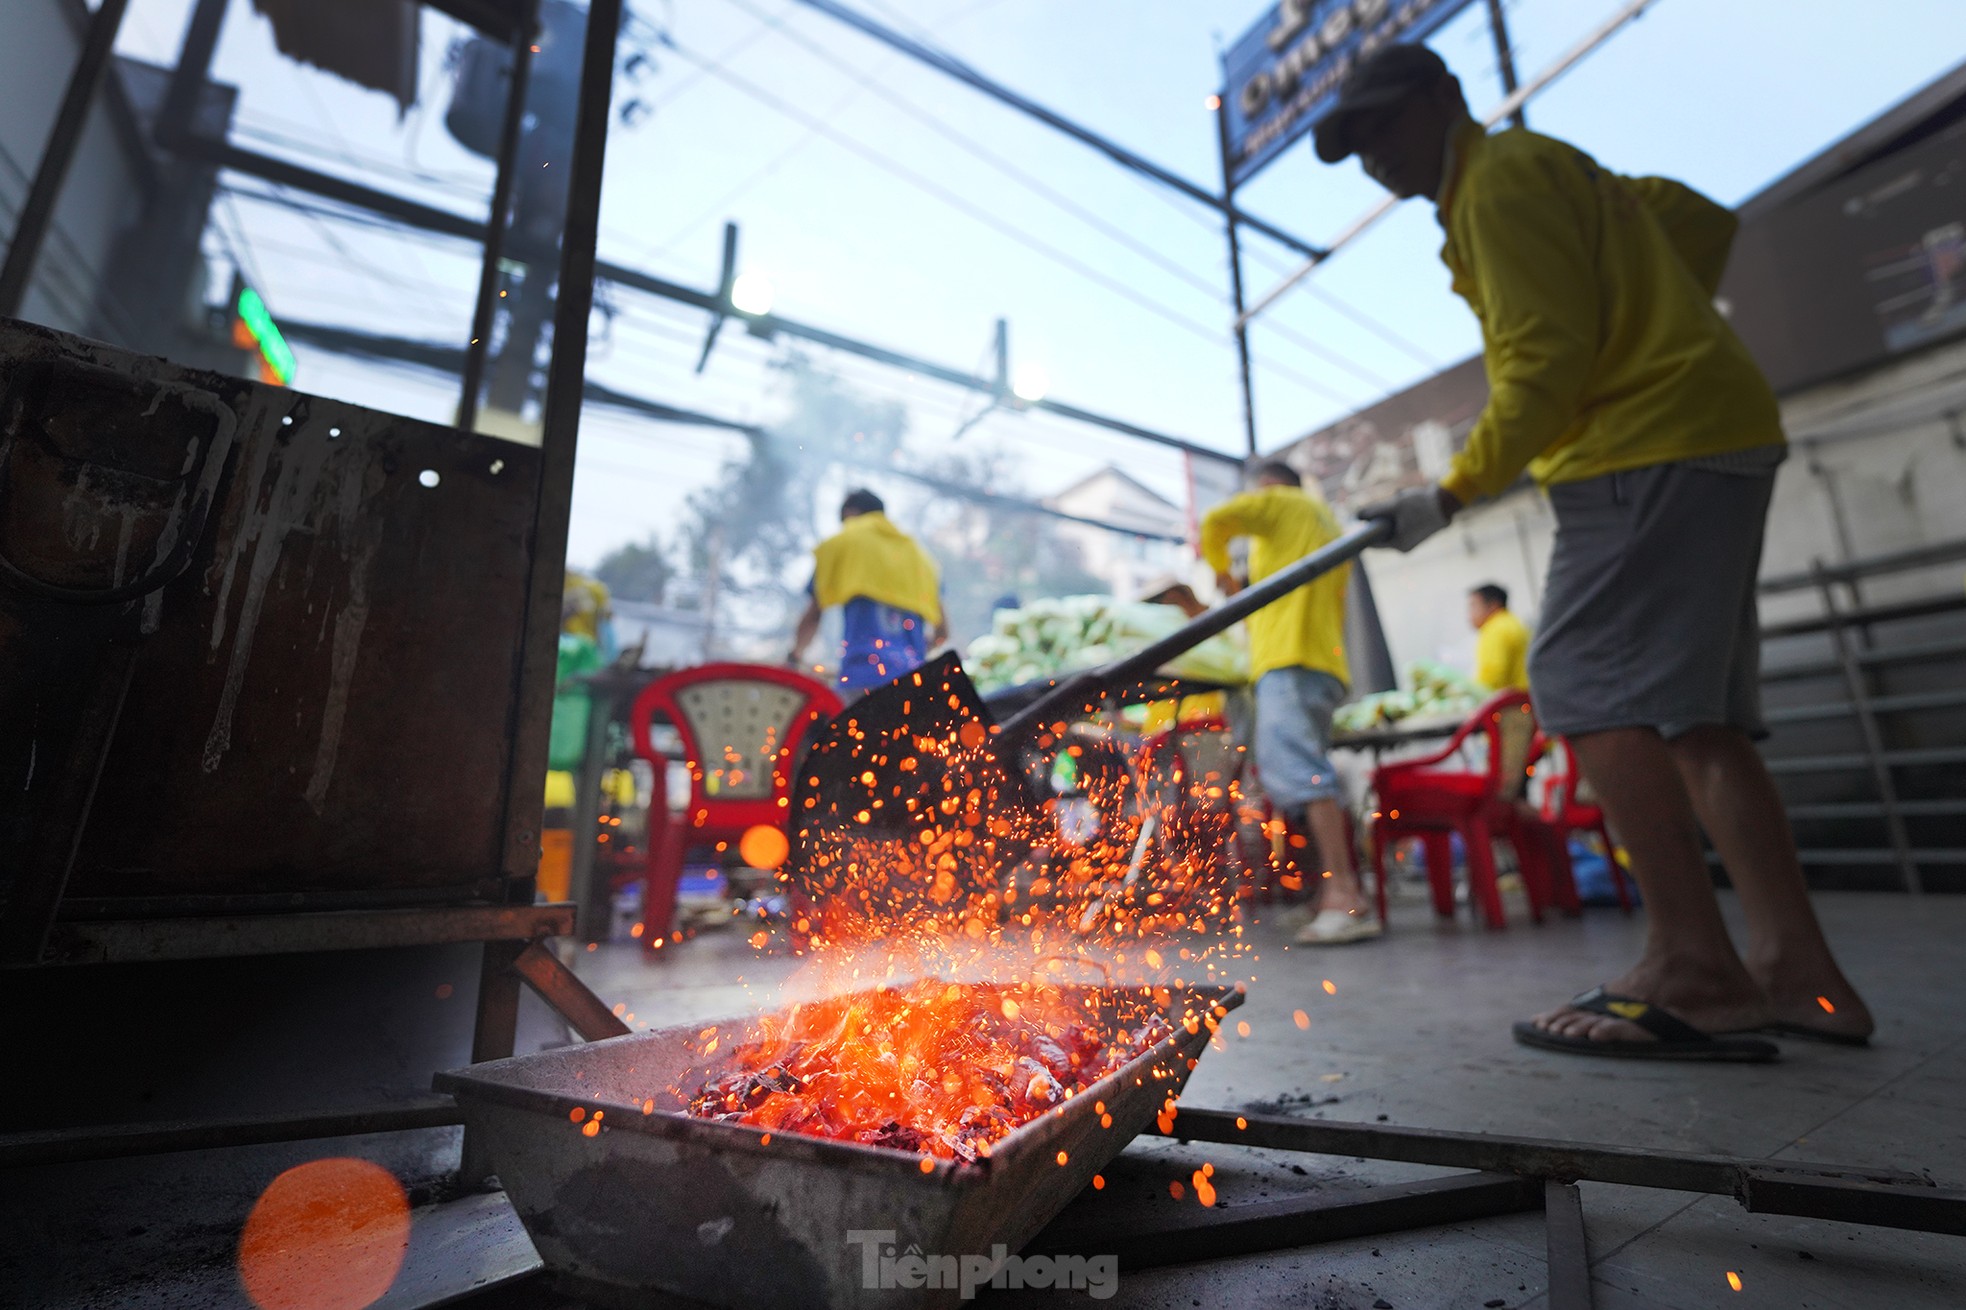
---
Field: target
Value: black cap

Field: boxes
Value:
[1313,44,1450,164]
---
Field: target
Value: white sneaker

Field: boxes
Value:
[1293,908,1384,945]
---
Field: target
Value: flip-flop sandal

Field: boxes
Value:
[1752,1022,1869,1048]
[1512,986,1779,1063]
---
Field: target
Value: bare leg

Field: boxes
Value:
[1306,798,1370,916]
[1670,725,1873,1039]
[1531,727,1769,1043]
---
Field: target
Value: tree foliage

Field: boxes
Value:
[602,354,1139,656]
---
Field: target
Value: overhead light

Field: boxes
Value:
[730,271,774,316]
[1011,363,1049,403]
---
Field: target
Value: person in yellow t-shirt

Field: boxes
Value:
[1200,461,1378,946]
[789,488,946,695]
[1323,43,1869,1054]
[1468,583,1530,693]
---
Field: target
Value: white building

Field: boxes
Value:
[1042,465,1190,602]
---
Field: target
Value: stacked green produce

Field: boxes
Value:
[1331,660,1485,733]
[964,595,1248,693]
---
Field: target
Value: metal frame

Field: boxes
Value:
[29,904,574,967]
[1032,1171,1544,1271]
[792,0,1324,260]
[1755,538,1966,891]
[0,0,625,1172]
[457,1,541,432]
[143,1,1241,468]
[0,940,623,1173]
[0,0,134,316]
[1037,1105,1962,1306]
[1155,1108,1961,1230]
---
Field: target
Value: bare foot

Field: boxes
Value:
[1531,957,1771,1046]
[1745,956,1875,1042]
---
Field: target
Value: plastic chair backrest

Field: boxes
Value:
[629,663,842,825]
[1174,717,1241,786]
[1471,690,1536,803]
[1536,733,1596,818]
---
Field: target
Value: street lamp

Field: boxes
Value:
[730,271,774,316]
[1011,362,1048,404]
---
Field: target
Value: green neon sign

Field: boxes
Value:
[236,285,296,385]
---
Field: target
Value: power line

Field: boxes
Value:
[632,0,794,112]
[729,0,1227,302]
[727,0,1431,397]
[628,0,1015,266]
[660,36,1248,357]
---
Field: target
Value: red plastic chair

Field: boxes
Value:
[629,663,842,947]
[1132,714,1265,896]
[1527,732,1635,913]
[1367,691,1559,930]
[1139,716,1363,910]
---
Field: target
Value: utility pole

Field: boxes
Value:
[1485,0,1526,130]
[1215,95,1258,458]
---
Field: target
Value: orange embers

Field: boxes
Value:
[739,824,790,869]
[686,979,1171,1164]
[787,704,1249,983]
[237,1158,410,1310]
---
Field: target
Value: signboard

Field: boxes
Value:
[1221,0,1477,188]
[1721,115,1966,393]
[232,284,296,386]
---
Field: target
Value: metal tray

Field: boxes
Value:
[435,981,1241,1308]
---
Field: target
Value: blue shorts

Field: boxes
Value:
[1255,667,1347,809]
[835,596,929,693]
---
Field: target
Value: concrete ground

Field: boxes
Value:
[571,886,1966,1309]
[4,887,1961,1308]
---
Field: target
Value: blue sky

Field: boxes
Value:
[107,0,1966,569]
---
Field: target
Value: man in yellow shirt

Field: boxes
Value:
[1324,44,1869,1055]
[1468,583,1529,693]
[1200,461,1378,945]
[790,489,946,695]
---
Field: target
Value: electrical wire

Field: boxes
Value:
[724,0,1265,317]
[633,0,797,113]
[702,3,1422,400]
[659,37,1256,354]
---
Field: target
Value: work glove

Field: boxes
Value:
[1359,485,1458,553]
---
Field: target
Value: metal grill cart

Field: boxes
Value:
[1,0,632,1189]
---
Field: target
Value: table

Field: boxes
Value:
[1331,717,1463,754]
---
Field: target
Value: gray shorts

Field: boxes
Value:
[1530,463,1773,740]
[1254,666,1346,809]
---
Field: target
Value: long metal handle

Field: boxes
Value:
[997,518,1391,741]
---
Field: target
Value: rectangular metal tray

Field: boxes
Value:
[436,981,1241,1308]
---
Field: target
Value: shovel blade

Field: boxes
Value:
[784,652,1044,923]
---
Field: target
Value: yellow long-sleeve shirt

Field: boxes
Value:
[811,512,942,625]
[1436,120,1784,505]
[1474,607,1531,692]
[1198,484,1349,685]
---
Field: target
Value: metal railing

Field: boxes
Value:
[1758,539,1966,892]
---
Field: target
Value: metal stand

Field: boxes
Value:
[0,937,625,1174]
[1029,1106,1966,1306]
